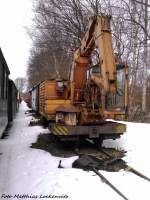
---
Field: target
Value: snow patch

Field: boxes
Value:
[0,101,150,200]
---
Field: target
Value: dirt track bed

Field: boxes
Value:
[31,133,126,171]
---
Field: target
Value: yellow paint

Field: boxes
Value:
[52,125,69,136]
[115,124,126,133]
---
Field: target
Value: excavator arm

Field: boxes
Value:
[71,15,117,100]
[70,15,128,120]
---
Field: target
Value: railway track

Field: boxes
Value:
[32,133,150,200]
[92,165,150,200]
[72,141,150,200]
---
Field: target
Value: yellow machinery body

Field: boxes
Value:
[41,15,128,145]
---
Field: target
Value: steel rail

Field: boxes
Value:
[92,167,129,200]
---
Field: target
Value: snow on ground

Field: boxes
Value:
[0,101,150,200]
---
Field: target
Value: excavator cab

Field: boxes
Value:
[105,62,128,120]
[87,60,128,120]
[91,64,101,75]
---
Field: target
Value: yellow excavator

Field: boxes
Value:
[48,15,128,147]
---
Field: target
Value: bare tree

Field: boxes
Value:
[27,0,150,121]
[141,0,148,113]
[14,77,27,93]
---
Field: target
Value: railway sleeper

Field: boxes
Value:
[72,154,126,172]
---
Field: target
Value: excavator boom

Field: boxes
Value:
[70,15,119,103]
[49,14,128,146]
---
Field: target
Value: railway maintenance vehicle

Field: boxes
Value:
[29,15,128,147]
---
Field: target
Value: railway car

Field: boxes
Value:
[8,79,19,122]
[31,84,39,112]
[38,79,70,120]
[0,48,19,138]
[28,79,71,120]
[24,90,32,108]
[31,78,126,146]
[0,48,10,137]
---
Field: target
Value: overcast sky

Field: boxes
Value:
[0,0,33,80]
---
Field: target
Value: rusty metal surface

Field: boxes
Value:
[39,80,71,120]
[55,105,80,113]
[50,121,126,137]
